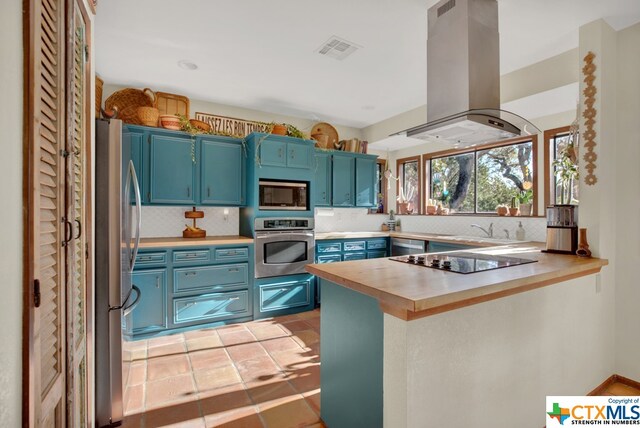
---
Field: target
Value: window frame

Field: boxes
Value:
[422,135,539,216]
[543,126,576,208]
[396,155,423,214]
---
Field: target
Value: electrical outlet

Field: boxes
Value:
[595,273,602,294]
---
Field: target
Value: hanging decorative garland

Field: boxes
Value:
[582,51,598,186]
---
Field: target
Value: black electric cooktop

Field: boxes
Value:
[389,252,537,274]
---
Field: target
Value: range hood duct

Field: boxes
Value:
[401,0,539,145]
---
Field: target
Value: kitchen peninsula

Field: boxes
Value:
[306,245,608,428]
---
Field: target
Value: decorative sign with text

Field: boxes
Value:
[195,112,270,138]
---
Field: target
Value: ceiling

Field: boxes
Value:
[95,0,640,129]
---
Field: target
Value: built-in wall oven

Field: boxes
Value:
[259,179,309,211]
[254,217,315,278]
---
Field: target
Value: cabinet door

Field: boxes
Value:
[131,269,167,333]
[287,143,312,169]
[314,152,332,206]
[332,154,355,206]
[260,140,287,167]
[201,139,243,205]
[355,157,377,207]
[149,135,195,204]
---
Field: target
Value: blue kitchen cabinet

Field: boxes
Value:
[427,241,478,253]
[287,142,312,169]
[355,156,377,207]
[260,140,287,167]
[131,268,167,334]
[174,290,250,325]
[254,273,315,319]
[332,153,355,206]
[314,151,332,206]
[149,134,196,204]
[200,137,244,205]
[128,129,145,203]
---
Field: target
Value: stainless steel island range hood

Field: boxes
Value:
[400,0,539,146]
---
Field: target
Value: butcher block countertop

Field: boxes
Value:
[306,242,608,321]
[139,236,253,248]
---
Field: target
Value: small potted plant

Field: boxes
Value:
[426,198,437,215]
[518,189,533,216]
[509,196,520,216]
[496,204,508,216]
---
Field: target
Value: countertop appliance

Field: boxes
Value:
[95,119,142,427]
[545,205,578,254]
[389,252,536,274]
[391,238,426,256]
[259,179,309,211]
[254,217,315,278]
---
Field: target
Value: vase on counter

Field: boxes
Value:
[576,228,592,257]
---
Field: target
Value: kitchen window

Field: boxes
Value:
[425,137,537,215]
[544,126,579,206]
[396,156,422,214]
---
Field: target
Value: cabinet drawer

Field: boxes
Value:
[367,250,386,259]
[317,254,342,264]
[367,239,387,250]
[174,264,248,293]
[173,290,249,324]
[343,252,366,261]
[343,241,366,252]
[215,247,249,262]
[259,280,311,313]
[317,242,341,253]
[173,249,211,264]
[135,252,167,266]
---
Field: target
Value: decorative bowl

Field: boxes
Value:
[159,114,181,130]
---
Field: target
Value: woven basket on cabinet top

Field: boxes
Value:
[104,87,155,125]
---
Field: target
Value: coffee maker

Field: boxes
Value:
[545,205,578,254]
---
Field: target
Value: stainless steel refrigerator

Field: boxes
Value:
[95,118,142,427]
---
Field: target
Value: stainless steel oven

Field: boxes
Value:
[259,180,309,211]
[254,218,315,278]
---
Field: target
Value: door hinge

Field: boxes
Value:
[34,279,41,308]
[85,242,89,260]
[60,149,70,158]
[84,45,89,62]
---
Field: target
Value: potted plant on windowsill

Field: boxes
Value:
[518,189,533,216]
[509,196,520,216]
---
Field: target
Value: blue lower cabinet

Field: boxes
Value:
[173,290,250,324]
[174,263,248,294]
[317,254,342,264]
[343,252,366,261]
[367,250,386,259]
[254,274,315,319]
[131,268,167,334]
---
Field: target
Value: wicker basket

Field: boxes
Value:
[137,107,159,127]
[189,119,211,132]
[105,88,155,125]
[95,75,103,117]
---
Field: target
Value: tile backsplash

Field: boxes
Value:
[140,206,239,238]
[315,208,547,242]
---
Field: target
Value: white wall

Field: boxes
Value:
[384,274,614,428]
[102,84,364,142]
[0,0,23,424]
[614,22,640,380]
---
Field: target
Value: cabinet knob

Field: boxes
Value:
[187,187,191,197]
[278,147,283,157]
[156,276,160,288]
[207,186,211,197]
[290,150,295,159]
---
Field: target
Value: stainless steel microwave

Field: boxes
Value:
[259,180,309,211]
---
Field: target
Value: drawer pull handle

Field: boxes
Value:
[228,268,240,272]
[278,288,290,292]
[139,256,152,261]
[185,254,199,258]
[156,276,160,288]
[229,297,240,301]
[185,272,197,276]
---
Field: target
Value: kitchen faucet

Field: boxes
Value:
[471,223,493,238]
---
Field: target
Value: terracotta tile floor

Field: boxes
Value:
[122,310,324,428]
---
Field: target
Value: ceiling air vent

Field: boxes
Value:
[437,0,455,17]
[316,36,361,60]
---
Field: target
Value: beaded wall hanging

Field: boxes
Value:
[582,51,598,186]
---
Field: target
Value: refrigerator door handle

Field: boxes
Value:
[129,160,142,272]
[109,283,140,313]
[122,285,141,316]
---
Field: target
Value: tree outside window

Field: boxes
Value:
[552,134,579,205]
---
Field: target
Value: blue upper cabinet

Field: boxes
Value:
[200,137,244,205]
[259,139,312,169]
[260,140,287,167]
[314,151,332,206]
[332,153,355,206]
[355,157,377,207]
[149,134,196,204]
[287,142,312,169]
[128,129,146,203]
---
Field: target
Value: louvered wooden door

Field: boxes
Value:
[25,0,92,426]
[26,0,68,426]
[65,0,91,425]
